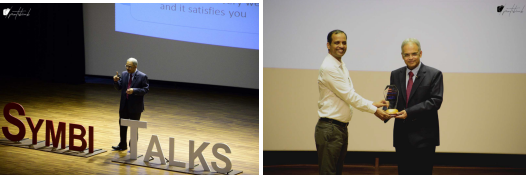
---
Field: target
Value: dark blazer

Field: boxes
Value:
[114,70,149,113]
[389,63,443,148]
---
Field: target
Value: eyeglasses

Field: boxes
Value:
[403,52,420,58]
[125,65,134,69]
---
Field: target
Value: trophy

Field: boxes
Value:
[383,85,399,116]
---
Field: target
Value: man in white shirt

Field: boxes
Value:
[316,29,390,174]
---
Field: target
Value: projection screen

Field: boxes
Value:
[84,3,259,89]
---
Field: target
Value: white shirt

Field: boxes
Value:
[405,62,421,89]
[318,54,377,123]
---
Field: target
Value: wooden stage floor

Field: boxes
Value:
[0,78,259,175]
[264,164,526,175]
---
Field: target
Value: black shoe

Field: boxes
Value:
[112,145,127,151]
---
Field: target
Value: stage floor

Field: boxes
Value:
[0,78,259,175]
[264,164,526,175]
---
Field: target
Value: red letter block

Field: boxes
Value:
[69,123,87,152]
[26,117,44,145]
[2,102,26,142]
[46,120,66,149]
[89,126,94,153]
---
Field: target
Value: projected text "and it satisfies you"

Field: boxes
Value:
[160,3,258,18]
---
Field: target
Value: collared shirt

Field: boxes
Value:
[405,62,421,89]
[129,69,138,82]
[318,54,377,123]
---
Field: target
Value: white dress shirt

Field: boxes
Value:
[405,62,421,89]
[318,54,377,123]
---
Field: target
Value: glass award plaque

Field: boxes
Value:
[383,85,399,116]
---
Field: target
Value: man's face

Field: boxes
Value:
[327,33,347,60]
[126,61,137,73]
[401,42,422,70]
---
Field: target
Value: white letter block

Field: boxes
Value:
[212,143,232,174]
[189,140,210,171]
[144,135,166,165]
[120,119,147,159]
[169,137,186,167]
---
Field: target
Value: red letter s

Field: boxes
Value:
[2,102,26,142]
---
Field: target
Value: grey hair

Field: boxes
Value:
[401,38,421,52]
[127,58,138,66]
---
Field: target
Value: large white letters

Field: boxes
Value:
[144,135,166,164]
[169,137,186,167]
[120,119,233,172]
[190,140,210,170]
[212,143,232,173]
[120,119,147,159]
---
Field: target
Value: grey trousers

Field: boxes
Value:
[315,118,349,175]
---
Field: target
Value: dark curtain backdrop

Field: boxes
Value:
[0,3,85,84]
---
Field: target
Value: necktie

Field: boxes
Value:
[406,71,414,106]
[127,73,132,99]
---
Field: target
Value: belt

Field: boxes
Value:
[319,117,349,127]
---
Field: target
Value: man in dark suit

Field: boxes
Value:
[112,58,149,151]
[389,38,444,174]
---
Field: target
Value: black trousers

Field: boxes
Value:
[396,145,436,175]
[118,103,141,148]
[315,118,348,175]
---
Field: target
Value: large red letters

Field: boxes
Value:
[2,102,94,153]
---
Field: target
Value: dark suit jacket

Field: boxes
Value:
[389,63,443,148]
[114,70,149,113]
